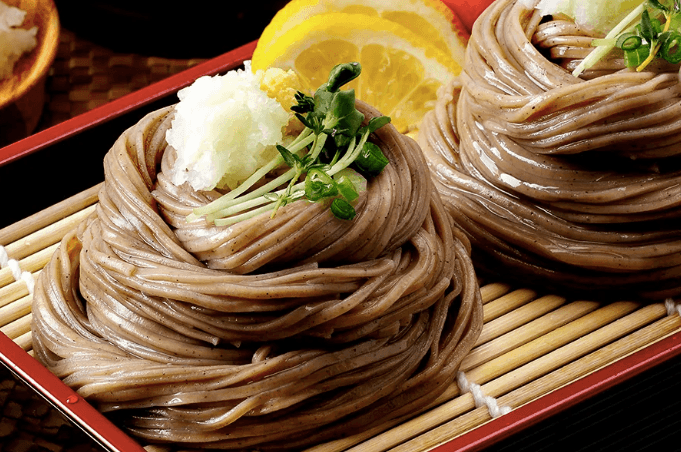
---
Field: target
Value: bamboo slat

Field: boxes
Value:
[1,313,32,341]
[0,183,101,246]
[0,184,101,355]
[462,300,600,371]
[0,243,58,287]
[2,205,95,261]
[0,184,680,452]
[474,294,567,345]
[389,305,676,452]
[0,271,39,308]
[0,294,32,330]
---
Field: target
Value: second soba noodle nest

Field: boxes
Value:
[31,100,483,449]
[419,0,681,301]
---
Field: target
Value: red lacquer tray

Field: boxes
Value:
[2,2,681,451]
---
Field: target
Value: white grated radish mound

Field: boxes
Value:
[532,0,646,33]
[166,61,290,192]
[0,1,38,81]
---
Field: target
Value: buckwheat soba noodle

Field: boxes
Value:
[31,95,483,449]
[419,0,681,300]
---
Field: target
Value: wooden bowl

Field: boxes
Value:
[0,0,59,146]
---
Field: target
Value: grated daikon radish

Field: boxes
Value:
[165,61,299,192]
[533,0,646,33]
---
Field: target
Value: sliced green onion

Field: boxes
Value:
[335,175,359,202]
[624,44,651,66]
[572,3,646,77]
[334,168,366,193]
[661,31,681,62]
[330,198,356,220]
[305,168,338,201]
[354,142,389,176]
[592,38,616,47]
[616,32,643,50]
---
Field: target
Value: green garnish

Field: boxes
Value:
[305,168,338,201]
[354,141,390,176]
[625,3,681,70]
[572,0,681,76]
[188,62,391,226]
[330,198,356,221]
[334,171,361,203]
[616,32,644,50]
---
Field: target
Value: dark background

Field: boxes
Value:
[55,0,289,59]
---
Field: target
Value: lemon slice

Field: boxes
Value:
[252,12,458,133]
[255,0,467,64]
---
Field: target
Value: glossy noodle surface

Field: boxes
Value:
[419,0,681,300]
[31,101,483,449]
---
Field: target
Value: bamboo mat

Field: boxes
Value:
[1,183,681,452]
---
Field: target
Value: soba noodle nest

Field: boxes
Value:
[419,0,681,301]
[31,99,483,450]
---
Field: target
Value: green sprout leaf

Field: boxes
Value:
[324,89,364,139]
[291,91,315,114]
[365,116,391,134]
[325,62,361,92]
[276,144,299,169]
[649,0,669,12]
[640,9,656,41]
